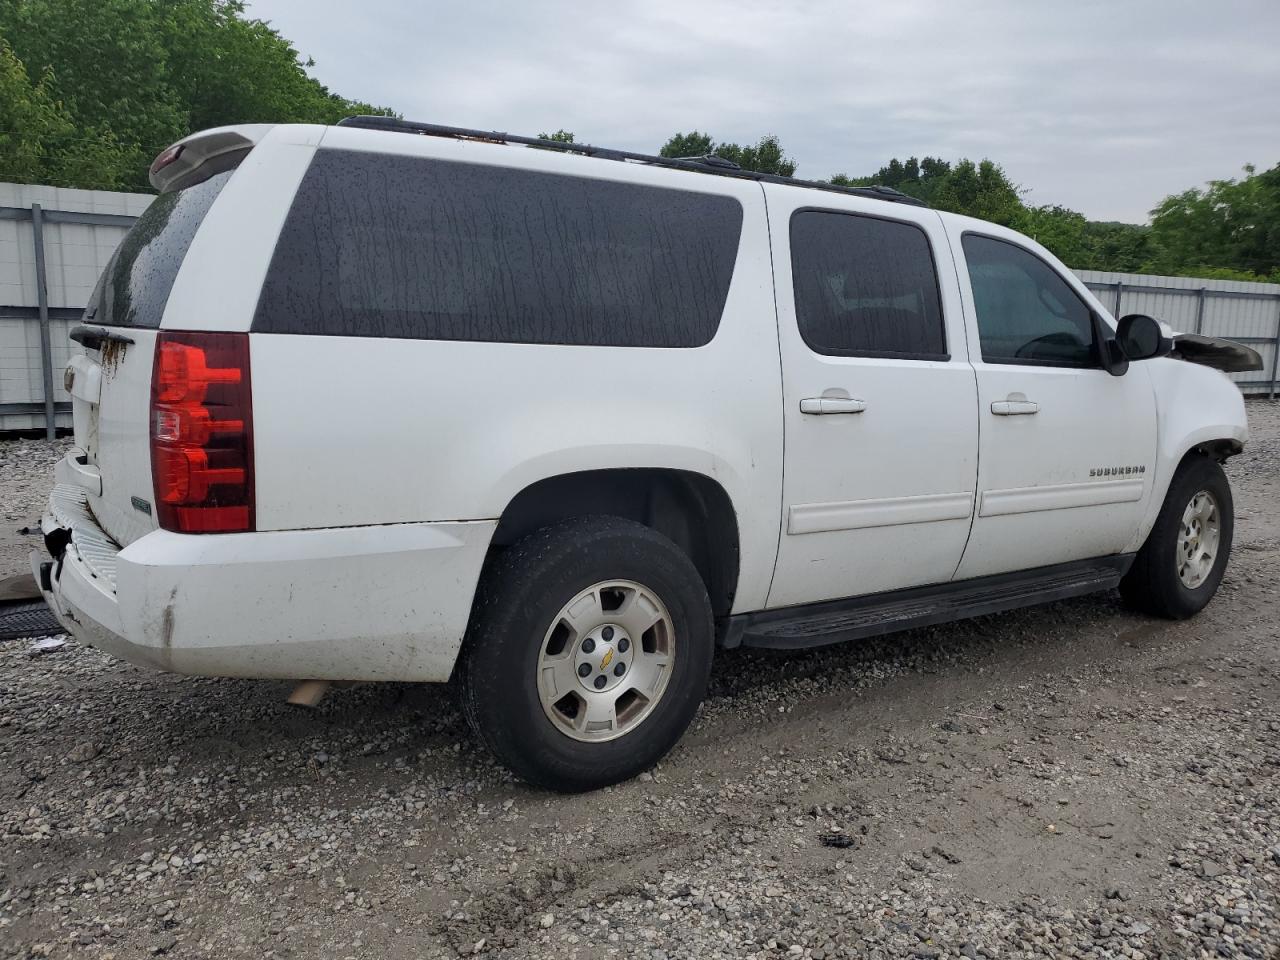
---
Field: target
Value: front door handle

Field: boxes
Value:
[800,397,867,415]
[991,399,1039,416]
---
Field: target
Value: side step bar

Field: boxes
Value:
[723,555,1134,651]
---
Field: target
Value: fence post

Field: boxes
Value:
[30,202,56,441]
[1114,281,1124,318]
[1271,294,1280,400]
[1194,287,1207,334]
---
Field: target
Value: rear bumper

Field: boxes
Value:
[35,484,495,681]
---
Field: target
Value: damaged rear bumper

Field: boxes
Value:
[33,483,496,682]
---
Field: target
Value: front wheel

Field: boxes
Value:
[459,516,714,792]
[1120,456,1234,619]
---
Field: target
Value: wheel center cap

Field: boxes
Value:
[574,623,633,693]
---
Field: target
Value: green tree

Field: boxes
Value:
[1147,163,1280,278]
[659,131,714,158]
[538,129,575,143]
[1079,221,1151,273]
[1014,204,1088,266]
[660,131,796,176]
[830,156,951,193]
[929,159,1023,225]
[0,39,130,187]
[0,0,394,191]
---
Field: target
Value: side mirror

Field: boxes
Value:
[1092,312,1128,377]
[1117,314,1174,361]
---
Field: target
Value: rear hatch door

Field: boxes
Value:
[68,168,235,546]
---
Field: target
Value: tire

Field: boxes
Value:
[1120,456,1234,619]
[459,516,714,792]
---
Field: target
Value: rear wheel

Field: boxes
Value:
[1120,456,1234,619]
[460,516,714,792]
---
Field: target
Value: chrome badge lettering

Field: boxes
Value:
[1089,465,1147,477]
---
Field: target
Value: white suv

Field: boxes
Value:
[34,118,1259,791]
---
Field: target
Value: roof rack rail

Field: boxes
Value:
[335,116,927,208]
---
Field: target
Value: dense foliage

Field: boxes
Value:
[0,0,392,190]
[0,0,1274,280]
[659,131,796,177]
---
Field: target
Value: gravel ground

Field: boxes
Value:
[1,401,1277,960]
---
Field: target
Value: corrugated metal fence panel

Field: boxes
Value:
[43,221,131,309]
[1076,269,1280,394]
[0,182,152,431]
[0,217,36,305]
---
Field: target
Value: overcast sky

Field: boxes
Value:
[246,0,1279,224]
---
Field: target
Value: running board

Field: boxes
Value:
[724,556,1133,651]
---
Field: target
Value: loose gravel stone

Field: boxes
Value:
[1,402,1277,959]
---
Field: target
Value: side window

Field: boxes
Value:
[961,234,1098,367]
[790,210,947,359]
[253,150,744,346]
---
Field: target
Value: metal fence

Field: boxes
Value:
[2,184,1279,436]
[1,183,153,436]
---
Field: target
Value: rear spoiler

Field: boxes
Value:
[149,124,275,193]
[1171,333,1264,374]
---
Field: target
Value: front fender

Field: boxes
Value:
[1127,357,1247,552]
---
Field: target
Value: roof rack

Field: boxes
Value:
[335,116,927,208]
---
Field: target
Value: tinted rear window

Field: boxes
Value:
[790,209,946,359]
[91,170,232,329]
[253,150,744,346]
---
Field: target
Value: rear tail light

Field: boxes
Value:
[150,332,254,533]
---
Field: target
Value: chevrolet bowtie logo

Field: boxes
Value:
[599,647,614,670]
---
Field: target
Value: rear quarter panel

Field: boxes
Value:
[250,133,784,612]
[161,125,325,333]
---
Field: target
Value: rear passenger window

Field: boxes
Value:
[790,210,946,359]
[254,150,743,346]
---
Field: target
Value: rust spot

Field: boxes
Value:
[99,338,127,376]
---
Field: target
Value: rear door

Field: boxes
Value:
[764,189,979,609]
[948,226,1157,580]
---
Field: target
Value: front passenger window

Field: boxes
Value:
[962,234,1097,367]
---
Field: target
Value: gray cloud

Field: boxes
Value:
[247,0,1280,223]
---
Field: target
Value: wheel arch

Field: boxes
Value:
[1180,436,1243,465]
[487,468,742,619]
[1128,427,1245,554]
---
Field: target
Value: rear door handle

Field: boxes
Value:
[800,397,867,415]
[991,399,1039,416]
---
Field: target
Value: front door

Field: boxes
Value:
[764,188,979,609]
[948,227,1158,580]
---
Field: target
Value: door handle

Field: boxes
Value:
[991,399,1039,416]
[800,397,867,415]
